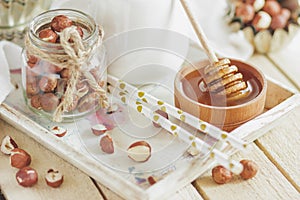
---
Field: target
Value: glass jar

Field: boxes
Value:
[0,0,52,46]
[21,9,107,122]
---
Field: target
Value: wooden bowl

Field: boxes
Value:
[174,59,267,131]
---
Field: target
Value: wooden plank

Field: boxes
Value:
[247,54,297,91]
[268,32,300,90]
[255,106,300,192]
[193,144,299,200]
[0,119,104,200]
[97,182,203,200]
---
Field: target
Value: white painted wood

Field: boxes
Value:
[194,144,300,200]
[98,183,203,200]
[247,54,297,91]
[0,77,298,200]
[0,119,104,200]
[0,104,147,200]
[256,106,300,192]
[268,32,300,90]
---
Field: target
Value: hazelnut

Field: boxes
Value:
[27,54,39,68]
[100,135,114,154]
[39,29,58,43]
[252,11,272,30]
[235,3,255,23]
[51,126,67,137]
[153,109,168,128]
[55,79,68,96]
[43,62,63,74]
[212,165,233,184]
[262,0,281,16]
[45,169,64,188]
[270,15,288,30]
[26,65,41,77]
[281,0,299,12]
[1,135,18,155]
[10,148,31,169]
[26,77,40,97]
[106,104,119,114]
[280,8,291,20]
[60,68,71,79]
[77,92,101,112]
[40,93,60,112]
[51,15,73,32]
[127,141,151,162]
[245,0,265,11]
[239,159,258,180]
[16,166,38,187]
[30,94,42,109]
[39,75,58,92]
[147,176,157,185]
[91,124,107,136]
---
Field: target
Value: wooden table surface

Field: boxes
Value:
[1,33,300,200]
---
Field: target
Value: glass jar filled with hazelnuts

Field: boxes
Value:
[22,9,108,122]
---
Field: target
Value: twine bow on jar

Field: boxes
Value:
[25,25,108,122]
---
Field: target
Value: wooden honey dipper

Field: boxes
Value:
[179,0,250,102]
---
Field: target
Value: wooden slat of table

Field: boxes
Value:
[255,106,300,192]
[247,54,297,91]
[268,33,300,90]
[0,119,104,200]
[193,144,300,200]
[96,182,203,200]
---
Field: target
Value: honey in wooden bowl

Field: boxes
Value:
[174,59,267,131]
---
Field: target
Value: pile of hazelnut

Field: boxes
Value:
[1,135,64,188]
[26,15,104,115]
[211,159,258,184]
[227,0,300,53]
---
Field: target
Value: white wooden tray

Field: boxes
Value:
[0,66,299,199]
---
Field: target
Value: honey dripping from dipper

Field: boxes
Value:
[182,59,262,107]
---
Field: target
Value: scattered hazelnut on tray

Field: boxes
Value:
[1,135,18,155]
[147,176,157,185]
[127,141,151,162]
[45,169,64,188]
[51,126,67,137]
[51,15,73,32]
[16,166,38,187]
[38,29,58,43]
[239,159,258,180]
[211,165,233,184]
[106,104,119,114]
[100,135,114,154]
[10,148,31,169]
[91,124,107,136]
